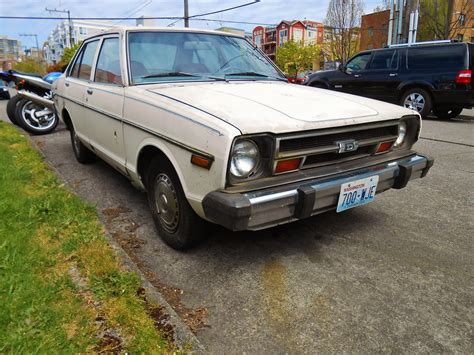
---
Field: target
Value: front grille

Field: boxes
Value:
[274,121,400,173]
[303,145,373,167]
[279,125,398,152]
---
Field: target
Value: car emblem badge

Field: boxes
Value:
[336,139,359,153]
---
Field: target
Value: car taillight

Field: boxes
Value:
[456,70,472,84]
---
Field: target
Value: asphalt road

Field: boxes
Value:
[2,99,473,353]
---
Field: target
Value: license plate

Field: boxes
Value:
[336,175,379,212]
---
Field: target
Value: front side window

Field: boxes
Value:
[128,32,284,84]
[95,38,122,85]
[77,40,99,80]
[346,52,371,72]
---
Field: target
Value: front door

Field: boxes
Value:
[85,36,126,173]
[331,52,372,97]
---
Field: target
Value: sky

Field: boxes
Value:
[0,0,386,49]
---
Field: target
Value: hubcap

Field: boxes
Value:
[403,93,425,112]
[154,174,179,233]
[21,100,56,130]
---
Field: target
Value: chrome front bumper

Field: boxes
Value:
[202,154,434,231]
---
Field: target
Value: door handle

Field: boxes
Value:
[86,89,93,95]
[389,73,398,77]
[65,82,69,87]
[354,74,361,78]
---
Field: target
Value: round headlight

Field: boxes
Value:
[394,121,407,148]
[230,140,259,178]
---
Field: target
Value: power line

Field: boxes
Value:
[188,0,260,19]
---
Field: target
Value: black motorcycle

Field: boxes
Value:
[2,70,60,135]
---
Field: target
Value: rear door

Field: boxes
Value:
[85,35,126,173]
[63,39,100,141]
[362,49,401,103]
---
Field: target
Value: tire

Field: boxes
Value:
[400,88,433,118]
[146,156,206,250]
[15,98,58,135]
[6,94,23,125]
[433,107,463,120]
[70,125,95,164]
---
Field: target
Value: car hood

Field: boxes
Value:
[143,81,415,134]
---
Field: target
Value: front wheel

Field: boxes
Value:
[70,125,95,164]
[400,88,432,118]
[146,157,206,250]
[15,99,58,135]
[433,107,463,120]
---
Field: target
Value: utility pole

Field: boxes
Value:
[445,0,454,39]
[184,0,189,27]
[45,7,74,47]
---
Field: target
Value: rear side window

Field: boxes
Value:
[407,45,465,70]
[95,38,122,85]
[369,50,398,70]
[78,40,99,80]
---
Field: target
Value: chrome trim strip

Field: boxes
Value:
[248,189,297,204]
[56,94,215,160]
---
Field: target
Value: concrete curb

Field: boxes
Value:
[27,131,206,353]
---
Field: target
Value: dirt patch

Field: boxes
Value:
[102,205,209,334]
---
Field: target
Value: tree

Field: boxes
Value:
[13,58,47,76]
[324,0,364,64]
[60,42,81,66]
[276,41,321,77]
[373,0,390,12]
[418,0,473,41]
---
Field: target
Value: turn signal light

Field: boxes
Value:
[376,141,394,154]
[191,154,212,169]
[275,158,302,173]
[456,70,472,84]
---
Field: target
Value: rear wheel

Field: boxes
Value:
[70,125,95,164]
[146,156,206,250]
[15,99,58,135]
[400,88,432,118]
[433,107,463,120]
[6,94,23,125]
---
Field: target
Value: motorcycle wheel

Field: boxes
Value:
[6,94,23,125]
[15,99,58,135]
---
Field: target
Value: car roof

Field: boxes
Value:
[83,26,245,41]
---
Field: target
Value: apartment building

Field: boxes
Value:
[253,20,324,61]
[359,10,390,50]
[44,20,114,64]
[0,36,22,70]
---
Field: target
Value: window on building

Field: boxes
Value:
[95,38,122,85]
[279,29,288,46]
[368,26,374,37]
[293,28,303,43]
[255,34,262,47]
[459,13,465,26]
[79,27,88,35]
[456,34,463,42]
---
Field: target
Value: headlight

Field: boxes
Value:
[230,140,259,178]
[393,121,407,148]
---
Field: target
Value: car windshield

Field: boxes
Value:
[128,31,285,84]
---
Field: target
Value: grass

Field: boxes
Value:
[0,122,173,352]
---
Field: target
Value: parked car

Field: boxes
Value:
[25,27,434,249]
[306,41,473,119]
[288,70,313,84]
[0,80,10,99]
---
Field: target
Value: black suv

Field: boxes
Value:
[306,42,473,119]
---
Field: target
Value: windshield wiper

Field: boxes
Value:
[225,72,287,81]
[141,71,200,79]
